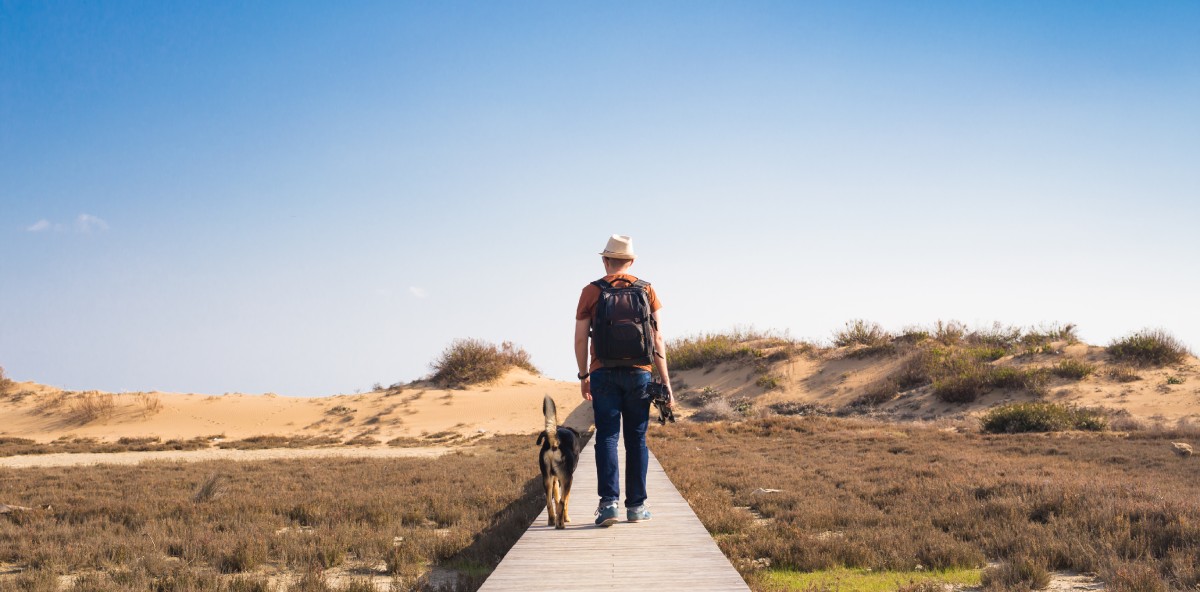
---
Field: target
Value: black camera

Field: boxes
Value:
[642,381,675,425]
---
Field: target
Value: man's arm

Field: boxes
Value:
[575,318,592,400]
[651,310,673,407]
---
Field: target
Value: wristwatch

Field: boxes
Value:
[577,371,590,380]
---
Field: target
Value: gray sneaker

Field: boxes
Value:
[594,502,620,527]
[627,505,652,522]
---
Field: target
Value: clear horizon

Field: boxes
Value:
[3,1,1197,396]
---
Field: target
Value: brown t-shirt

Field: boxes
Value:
[576,274,663,373]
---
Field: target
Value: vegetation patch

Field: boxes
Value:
[668,329,805,370]
[217,435,342,450]
[1052,359,1095,380]
[981,402,1107,433]
[0,435,542,591]
[654,417,1198,591]
[1108,329,1192,367]
[430,338,538,387]
[833,319,892,348]
[763,566,983,592]
[0,435,217,458]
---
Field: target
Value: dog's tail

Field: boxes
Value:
[543,395,559,449]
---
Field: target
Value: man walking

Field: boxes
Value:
[575,234,673,527]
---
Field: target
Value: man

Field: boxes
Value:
[575,234,673,527]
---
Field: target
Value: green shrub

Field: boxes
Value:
[1053,359,1095,380]
[1108,329,1192,367]
[968,346,1009,361]
[834,319,892,348]
[429,339,538,387]
[755,374,783,391]
[1166,376,1185,385]
[981,402,1107,433]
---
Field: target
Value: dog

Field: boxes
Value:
[537,395,581,529]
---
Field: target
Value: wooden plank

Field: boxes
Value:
[479,432,750,591]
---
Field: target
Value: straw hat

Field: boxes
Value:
[599,234,637,260]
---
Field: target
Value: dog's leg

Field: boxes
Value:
[560,474,573,526]
[554,476,566,529]
[544,475,557,527]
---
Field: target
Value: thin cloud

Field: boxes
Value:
[76,213,109,233]
[409,286,429,299]
[26,219,51,232]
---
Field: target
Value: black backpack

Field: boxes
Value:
[590,278,657,367]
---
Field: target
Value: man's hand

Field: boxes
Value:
[580,377,592,401]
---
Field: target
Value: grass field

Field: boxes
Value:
[0,435,542,592]
[652,417,1199,591]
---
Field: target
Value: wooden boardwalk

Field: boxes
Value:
[479,434,751,591]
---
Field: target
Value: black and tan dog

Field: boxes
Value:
[536,395,581,529]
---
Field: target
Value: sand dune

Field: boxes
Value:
[0,369,589,445]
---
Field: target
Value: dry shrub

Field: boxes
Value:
[981,557,1051,591]
[833,319,892,348]
[430,338,538,387]
[137,392,163,416]
[1108,366,1142,383]
[654,417,1200,590]
[70,391,116,423]
[1106,563,1168,592]
[0,366,12,392]
[691,399,738,422]
[933,320,967,345]
[1108,329,1192,367]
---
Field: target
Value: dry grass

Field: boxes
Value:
[1108,329,1193,367]
[0,435,543,591]
[69,391,116,423]
[217,435,342,450]
[430,339,538,387]
[0,435,217,458]
[653,416,1199,591]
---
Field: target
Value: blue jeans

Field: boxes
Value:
[590,367,652,508]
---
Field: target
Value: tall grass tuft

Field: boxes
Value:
[429,338,538,387]
[1108,329,1192,367]
[1052,359,1095,380]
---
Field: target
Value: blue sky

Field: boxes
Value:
[2,1,1197,396]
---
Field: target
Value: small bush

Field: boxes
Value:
[755,374,783,391]
[981,402,1108,433]
[933,320,967,345]
[1053,359,1095,380]
[1166,376,1185,385]
[430,339,538,387]
[0,366,12,391]
[982,557,1051,591]
[834,319,892,348]
[1108,366,1142,383]
[193,473,229,503]
[1108,329,1192,367]
[691,399,738,422]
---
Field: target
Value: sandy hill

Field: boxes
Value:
[2,330,1197,448]
[0,369,588,445]
[670,336,1200,425]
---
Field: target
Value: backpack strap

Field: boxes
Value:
[591,279,613,290]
